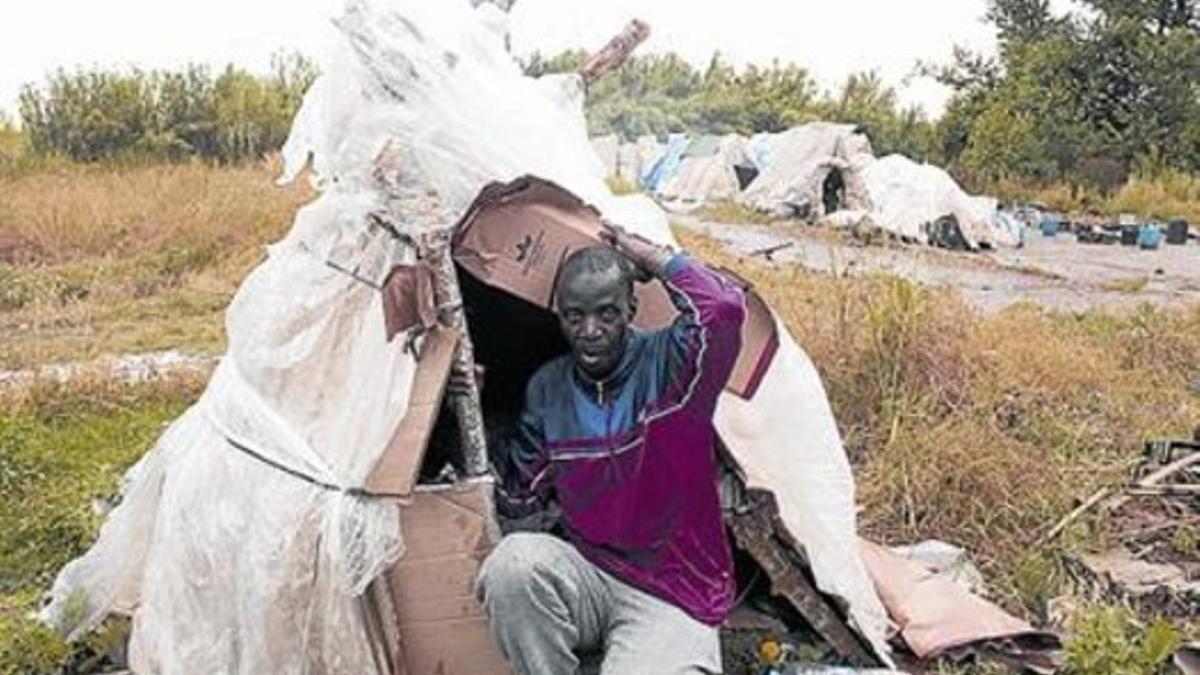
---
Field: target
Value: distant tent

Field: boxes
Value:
[654,133,754,208]
[590,134,620,179]
[858,155,1020,250]
[609,136,652,185]
[640,133,689,194]
[738,123,874,218]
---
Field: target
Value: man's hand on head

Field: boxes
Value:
[599,221,673,281]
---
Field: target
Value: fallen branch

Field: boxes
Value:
[1125,485,1200,497]
[1120,516,1200,541]
[1034,449,1200,548]
[1134,451,1200,487]
[749,241,795,260]
[1034,487,1113,548]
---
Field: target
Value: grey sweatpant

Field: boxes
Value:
[475,533,722,675]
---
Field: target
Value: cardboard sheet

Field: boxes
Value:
[366,328,459,497]
[385,479,512,675]
[452,175,777,399]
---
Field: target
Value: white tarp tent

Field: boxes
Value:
[39,1,891,671]
[858,154,1021,249]
[738,123,875,217]
[590,133,620,179]
[654,133,754,209]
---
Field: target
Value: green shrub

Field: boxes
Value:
[17,53,316,164]
[1064,605,1180,675]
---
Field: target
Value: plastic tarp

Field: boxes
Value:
[590,133,620,178]
[628,134,663,184]
[858,155,1018,249]
[655,133,754,209]
[738,123,874,216]
[640,132,688,193]
[39,0,891,670]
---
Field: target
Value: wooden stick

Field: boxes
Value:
[578,19,651,85]
[1034,487,1113,548]
[1135,451,1200,487]
[1035,450,1200,548]
[422,228,490,477]
[1125,485,1200,497]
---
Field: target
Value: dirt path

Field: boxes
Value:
[678,216,1200,313]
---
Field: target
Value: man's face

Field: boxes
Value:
[556,265,636,381]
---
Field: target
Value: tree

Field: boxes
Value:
[987,0,1064,43]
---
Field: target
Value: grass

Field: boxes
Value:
[0,375,204,674]
[990,170,1200,224]
[677,229,1200,623]
[1100,276,1151,293]
[1,161,1198,670]
[692,200,779,226]
[0,159,311,369]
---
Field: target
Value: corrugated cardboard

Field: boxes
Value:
[452,175,778,400]
[366,327,458,497]
[385,479,513,675]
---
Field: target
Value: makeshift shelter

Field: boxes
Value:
[626,134,663,185]
[639,132,685,193]
[39,2,1053,673]
[738,123,875,217]
[590,134,661,186]
[589,133,620,179]
[857,155,1021,250]
[649,133,755,209]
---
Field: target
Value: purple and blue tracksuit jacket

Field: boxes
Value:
[496,254,746,626]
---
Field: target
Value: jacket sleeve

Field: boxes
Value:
[657,254,747,409]
[494,374,554,519]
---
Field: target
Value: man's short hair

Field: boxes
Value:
[555,245,635,301]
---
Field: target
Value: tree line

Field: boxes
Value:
[16,52,316,164]
[931,0,1200,190]
[10,0,1200,194]
[523,51,936,162]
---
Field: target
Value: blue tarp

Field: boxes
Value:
[640,133,689,192]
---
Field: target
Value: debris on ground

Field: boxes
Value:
[1059,438,1200,618]
[888,539,987,597]
[0,350,217,389]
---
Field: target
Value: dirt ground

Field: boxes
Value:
[679,216,1200,314]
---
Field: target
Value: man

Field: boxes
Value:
[475,226,747,675]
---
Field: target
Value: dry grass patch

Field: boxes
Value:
[693,201,779,226]
[0,158,309,264]
[678,228,1200,616]
[0,159,311,368]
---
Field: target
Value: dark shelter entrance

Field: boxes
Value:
[822,169,846,215]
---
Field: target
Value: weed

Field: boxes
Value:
[1170,524,1198,557]
[1064,604,1180,675]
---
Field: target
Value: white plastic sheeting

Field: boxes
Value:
[656,133,754,209]
[591,134,621,179]
[859,154,1018,249]
[40,0,891,670]
[738,123,875,216]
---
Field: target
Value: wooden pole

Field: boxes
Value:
[578,19,651,85]
[421,228,489,477]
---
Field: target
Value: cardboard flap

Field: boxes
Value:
[382,263,438,342]
[452,175,779,400]
[366,327,459,497]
